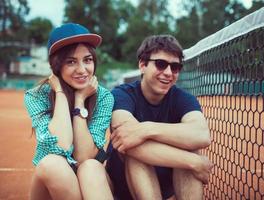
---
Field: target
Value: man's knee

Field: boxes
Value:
[173,168,203,200]
[173,168,200,184]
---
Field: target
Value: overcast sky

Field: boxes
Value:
[26,0,253,27]
[26,0,65,26]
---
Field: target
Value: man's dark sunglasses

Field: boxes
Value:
[148,59,183,73]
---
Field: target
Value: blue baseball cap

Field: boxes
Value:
[47,23,102,56]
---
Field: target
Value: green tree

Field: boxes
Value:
[64,0,133,60]
[201,0,248,36]
[175,7,201,49]
[174,0,256,48]
[27,17,53,45]
[121,0,174,63]
[0,0,30,70]
[245,0,264,15]
[0,0,29,39]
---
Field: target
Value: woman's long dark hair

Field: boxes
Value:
[40,42,97,123]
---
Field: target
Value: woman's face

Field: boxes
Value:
[61,44,95,90]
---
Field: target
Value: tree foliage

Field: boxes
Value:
[0,0,29,40]
[1,0,263,72]
[64,0,133,60]
[174,0,264,48]
[0,0,30,67]
[27,17,53,45]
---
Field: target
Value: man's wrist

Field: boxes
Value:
[144,121,157,140]
[189,153,203,171]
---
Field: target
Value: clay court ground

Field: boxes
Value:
[0,90,262,200]
[0,90,35,200]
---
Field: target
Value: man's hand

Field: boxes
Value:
[192,155,213,184]
[111,121,150,153]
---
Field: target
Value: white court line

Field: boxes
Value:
[0,168,34,172]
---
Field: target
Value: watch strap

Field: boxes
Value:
[72,108,80,116]
[95,149,108,163]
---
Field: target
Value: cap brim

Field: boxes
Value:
[49,34,102,55]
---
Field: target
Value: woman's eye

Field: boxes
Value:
[66,60,75,65]
[84,57,93,63]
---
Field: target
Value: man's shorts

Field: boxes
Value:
[106,145,174,200]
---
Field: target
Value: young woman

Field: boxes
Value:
[24,23,114,200]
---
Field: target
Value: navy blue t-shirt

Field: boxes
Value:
[107,80,202,199]
[112,80,201,123]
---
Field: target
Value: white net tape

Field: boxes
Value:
[183,7,264,60]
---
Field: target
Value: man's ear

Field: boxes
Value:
[138,59,146,74]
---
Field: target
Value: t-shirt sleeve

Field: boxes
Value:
[111,86,135,114]
[176,90,202,118]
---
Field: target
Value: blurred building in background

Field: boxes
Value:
[9,46,50,76]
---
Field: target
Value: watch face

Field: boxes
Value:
[80,108,88,118]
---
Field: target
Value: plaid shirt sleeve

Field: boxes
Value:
[24,85,76,166]
[88,86,114,148]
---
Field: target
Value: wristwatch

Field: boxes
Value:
[72,108,88,118]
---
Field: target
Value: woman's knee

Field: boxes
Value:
[77,159,106,180]
[35,154,69,181]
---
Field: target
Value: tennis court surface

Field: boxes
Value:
[0,90,35,200]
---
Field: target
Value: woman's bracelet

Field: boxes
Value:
[55,90,64,94]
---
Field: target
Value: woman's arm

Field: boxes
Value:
[72,77,114,164]
[48,74,73,150]
[72,94,98,163]
[48,91,73,149]
[24,83,75,165]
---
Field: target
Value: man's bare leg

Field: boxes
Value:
[173,168,203,200]
[125,156,162,200]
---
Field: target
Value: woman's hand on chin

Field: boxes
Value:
[75,75,98,101]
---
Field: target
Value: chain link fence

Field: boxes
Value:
[178,9,264,200]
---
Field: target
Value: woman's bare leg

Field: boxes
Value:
[30,171,52,200]
[77,159,113,200]
[30,154,82,200]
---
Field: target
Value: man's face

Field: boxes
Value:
[139,50,181,104]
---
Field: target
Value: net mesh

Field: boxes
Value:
[177,8,264,200]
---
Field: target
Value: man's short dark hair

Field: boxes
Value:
[136,34,184,63]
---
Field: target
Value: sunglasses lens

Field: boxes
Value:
[171,63,183,73]
[150,59,182,73]
[155,60,168,70]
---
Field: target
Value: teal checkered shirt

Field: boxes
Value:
[24,83,114,166]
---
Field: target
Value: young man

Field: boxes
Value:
[106,35,213,200]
